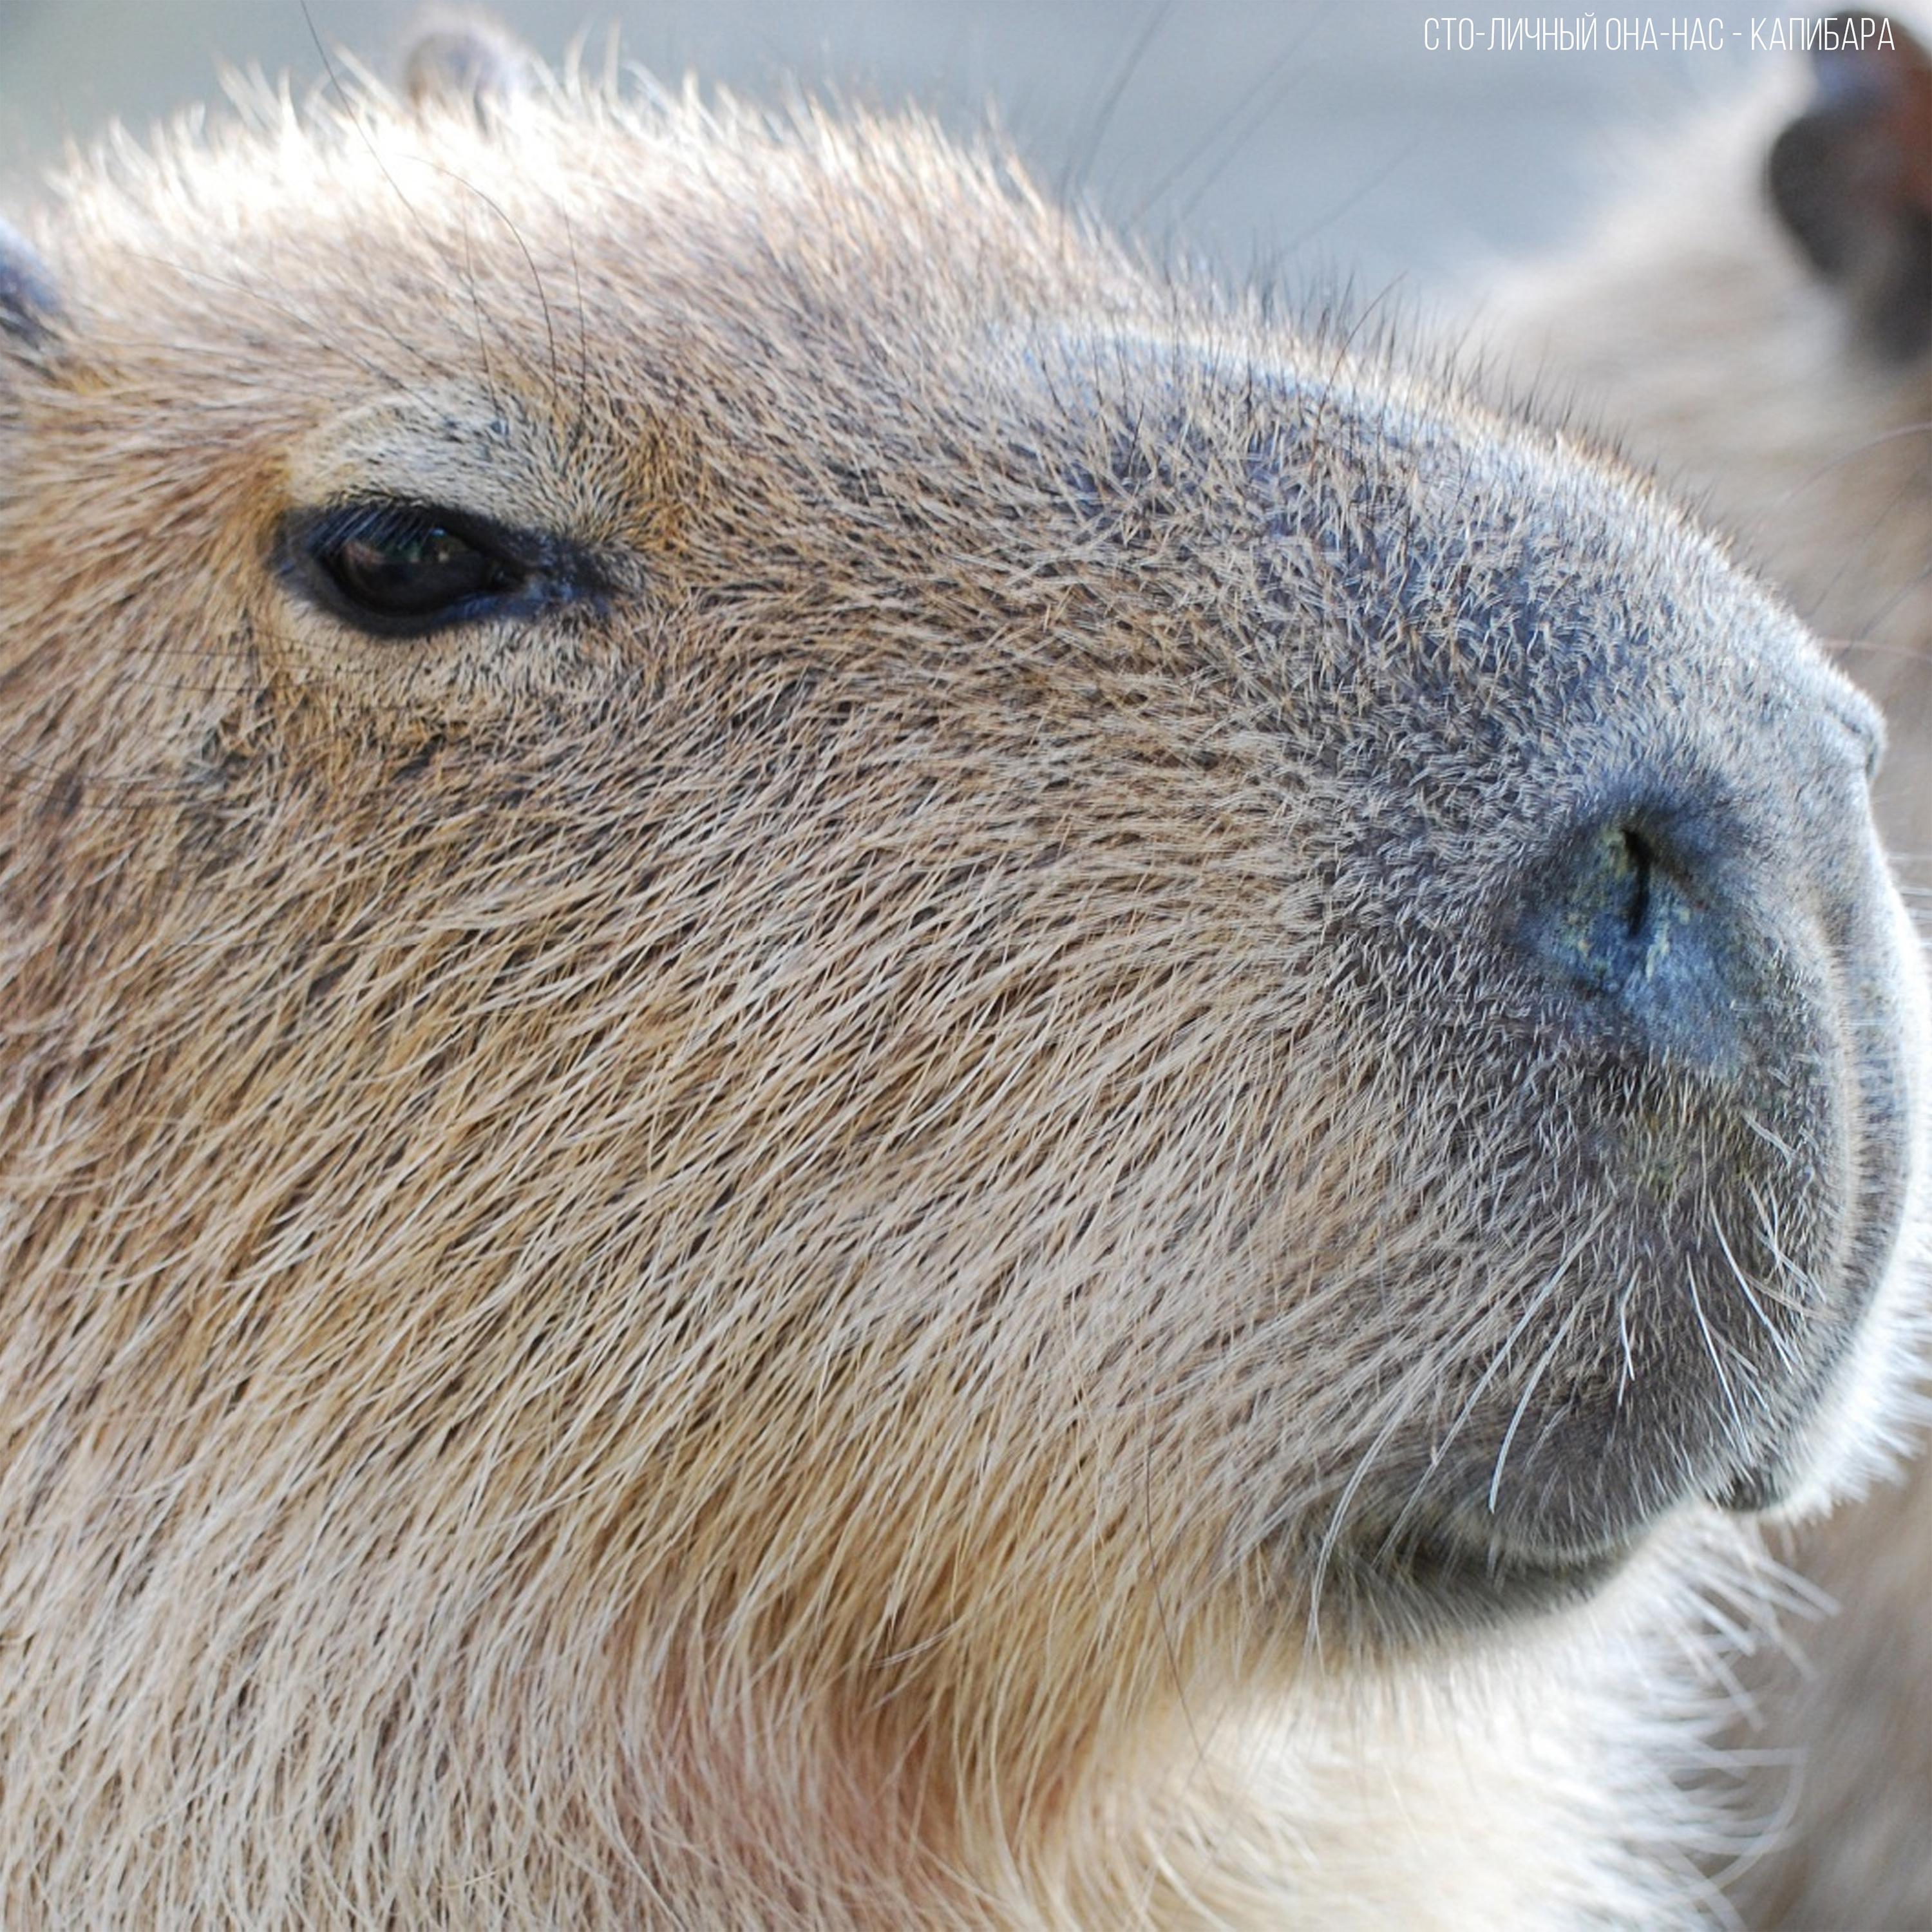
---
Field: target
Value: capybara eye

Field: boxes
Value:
[326,513,514,617]
[278,502,548,638]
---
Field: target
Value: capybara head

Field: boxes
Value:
[0,26,1922,1925]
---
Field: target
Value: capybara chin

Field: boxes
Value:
[0,24,1922,1928]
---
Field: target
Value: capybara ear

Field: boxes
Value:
[1768,11,1932,357]
[0,216,61,354]
[402,12,536,126]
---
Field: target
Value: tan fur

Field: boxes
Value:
[1482,37,1932,1927]
[0,37,1923,1928]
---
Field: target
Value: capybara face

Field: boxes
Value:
[0,52,1922,1922]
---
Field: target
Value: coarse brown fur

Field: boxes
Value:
[1481,16,1932,1924]
[0,26,1925,1928]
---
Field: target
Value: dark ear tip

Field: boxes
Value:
[402,12,539,124]
[1767,113,1853,274]
[1764,10,1932,357]
[0,218,61,349]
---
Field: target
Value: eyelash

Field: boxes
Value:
[275,501,600,639]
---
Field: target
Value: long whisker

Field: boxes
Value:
[1308,1200,1615,1629]
[1485,1283,1597,1515]
[1710,1208,1800,1374]
[1685,1258,1753,1461]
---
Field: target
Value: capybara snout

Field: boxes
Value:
[0,32,1922,1927]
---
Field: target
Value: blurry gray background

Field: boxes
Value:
[0,1,1770,299]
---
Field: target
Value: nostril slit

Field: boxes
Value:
[1620,829,1653,940]
[1526,817,1679,1005]
[1526,809,1740,1073]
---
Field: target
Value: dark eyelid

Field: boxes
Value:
[273,499,606,639]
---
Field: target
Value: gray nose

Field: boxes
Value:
[1475,746,1917,1536]
[1522,810,1749,1077]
